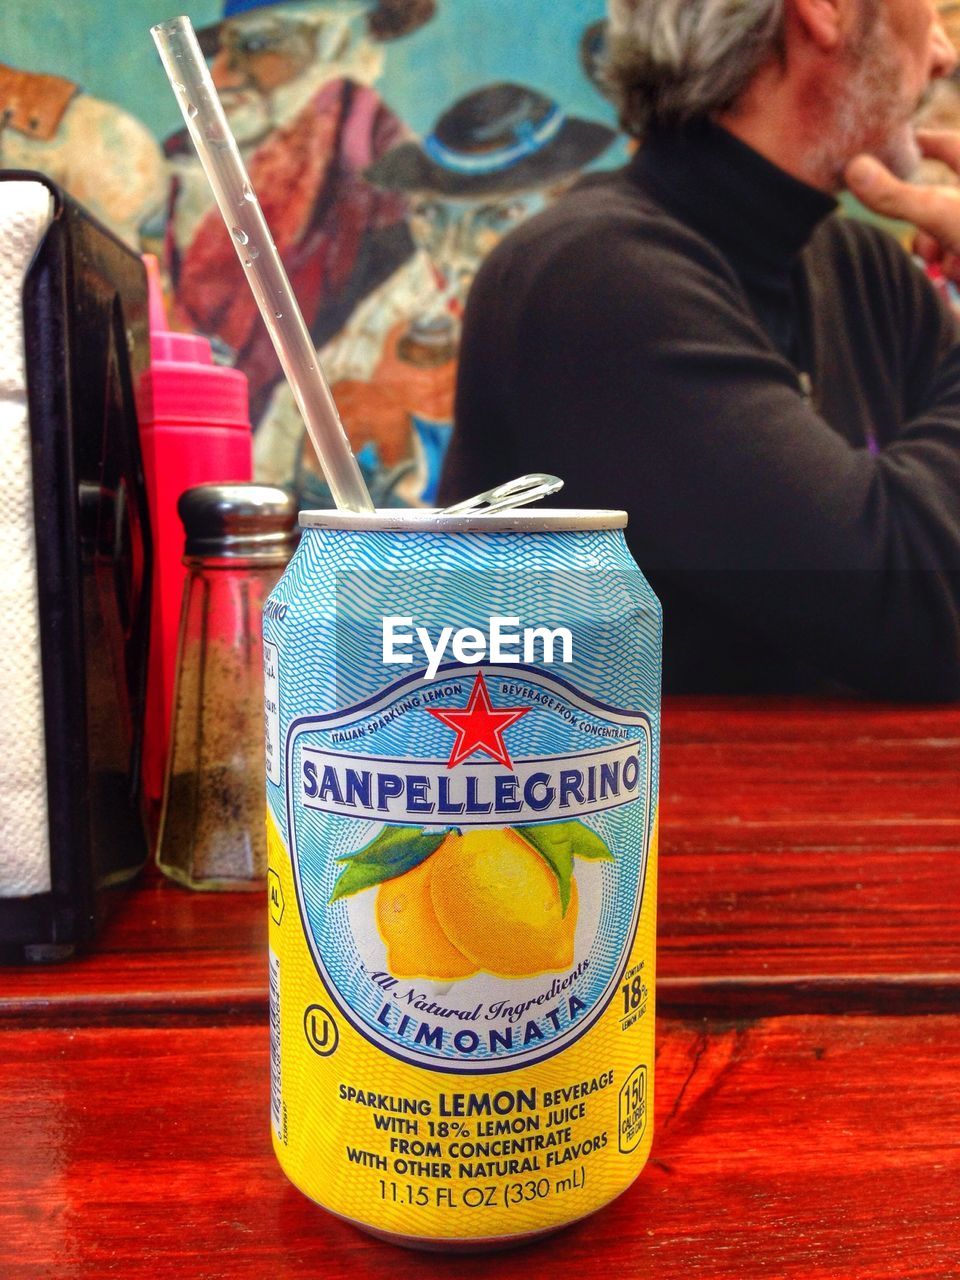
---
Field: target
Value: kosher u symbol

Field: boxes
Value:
[304,1004,339,1057]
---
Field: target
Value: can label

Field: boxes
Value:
[266,539,658,1242]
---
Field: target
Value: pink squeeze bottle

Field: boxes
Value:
[137,255,253,826]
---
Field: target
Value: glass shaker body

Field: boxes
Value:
[156,485,296,889]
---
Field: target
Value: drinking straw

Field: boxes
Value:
[151,16,374,514]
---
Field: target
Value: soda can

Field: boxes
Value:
[263,509,660,1249]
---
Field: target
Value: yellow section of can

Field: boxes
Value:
[267,811,657,1243]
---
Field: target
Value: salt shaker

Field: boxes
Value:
[156,483,297,889]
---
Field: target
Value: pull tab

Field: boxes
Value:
[440,473,564,517]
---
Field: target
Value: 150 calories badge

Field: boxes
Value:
[283,666,653,1074]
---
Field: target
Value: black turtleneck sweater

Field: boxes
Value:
[438,121,960,700]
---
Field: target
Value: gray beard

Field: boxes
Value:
[816,15,923,190]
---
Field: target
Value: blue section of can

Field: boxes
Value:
[264,521,661,1075]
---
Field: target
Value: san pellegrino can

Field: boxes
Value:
[263,509,660,1248]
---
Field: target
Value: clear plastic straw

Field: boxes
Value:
[151,15,374,514]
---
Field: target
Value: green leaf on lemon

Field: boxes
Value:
[330,827,450,902]
[514,820,613,916]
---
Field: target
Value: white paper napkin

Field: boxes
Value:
[0,181,55,897]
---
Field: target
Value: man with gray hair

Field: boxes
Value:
[440,0,960,699]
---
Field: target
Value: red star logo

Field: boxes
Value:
[427,672,531,769]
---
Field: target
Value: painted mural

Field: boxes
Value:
[0,0,621,506]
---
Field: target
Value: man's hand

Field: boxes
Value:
[845,130,960,281]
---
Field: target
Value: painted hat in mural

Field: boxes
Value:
[366,82,616,197]
[580,20,611,100]
[197,0,436,56]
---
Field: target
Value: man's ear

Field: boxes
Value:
[789,0,848,52]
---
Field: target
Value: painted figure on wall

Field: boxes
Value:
[0,61,165,248]
[165,0,435,426]
[0,0,618,502]
[258,81,615,503]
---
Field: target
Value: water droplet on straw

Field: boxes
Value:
[187,103,198,119]
[274,311,283,319]
[242,183,256,203]
[248,245,260,260]
[232,227,249,245]
[243,258,252,267]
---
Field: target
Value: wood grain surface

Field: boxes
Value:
[2,1015,959,1279]
[3,698,958,1022]
[2,698,960,1276]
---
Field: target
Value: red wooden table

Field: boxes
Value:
[2,697,959,1278]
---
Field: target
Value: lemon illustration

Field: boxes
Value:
[428,829,578,978]
[375,853,478,981]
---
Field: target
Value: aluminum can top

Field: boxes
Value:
[298,507,628,533]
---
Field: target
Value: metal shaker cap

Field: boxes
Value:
[178,483,299,560]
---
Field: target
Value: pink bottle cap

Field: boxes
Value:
[139,255,249,428]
